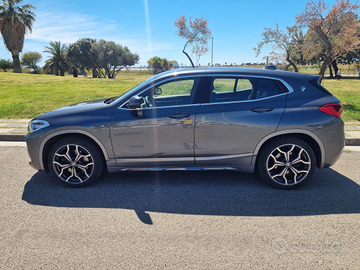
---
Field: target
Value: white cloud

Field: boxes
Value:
[1,9,182,66]
[30,12,120,43]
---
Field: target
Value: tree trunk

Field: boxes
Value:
[286,52,298,72]
[291,62,299,72]
[12,54,22,73]
[289,61,299,72]
[92,67,97,78]
[182,50,195,68]
[328,64,333,78]
[319,56,333,83]
[314,25,334,83]
[332,61,338,76]
[73,67,78,77]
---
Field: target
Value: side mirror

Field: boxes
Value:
[128,95,142,109]
[128,95,144,118]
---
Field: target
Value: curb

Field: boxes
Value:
[0,135,26,142]
[345,138,360,146]
[1,134,359,146]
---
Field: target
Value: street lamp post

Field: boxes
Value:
[211,37,214,67]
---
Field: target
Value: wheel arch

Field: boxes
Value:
[253,130,325,169]
[40,130,109,173]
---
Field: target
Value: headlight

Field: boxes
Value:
[28,120,50,134]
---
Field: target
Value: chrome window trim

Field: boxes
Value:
[280,80,294,93]
[118,73,294,109]
[201,74,293,106]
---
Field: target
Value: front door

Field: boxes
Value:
[110,77,203,168]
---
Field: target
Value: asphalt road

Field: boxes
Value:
[1,143,360,269]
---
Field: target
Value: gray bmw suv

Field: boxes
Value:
[26,68,344,189]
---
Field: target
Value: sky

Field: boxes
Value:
[0,0,342,67]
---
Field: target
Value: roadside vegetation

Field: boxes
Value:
[0,72,358,121]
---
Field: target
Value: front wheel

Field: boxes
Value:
[257,137,316,189]
[48,137,104,187]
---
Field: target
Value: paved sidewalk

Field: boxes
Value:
[0,119,359,145]
[0,119,30,141]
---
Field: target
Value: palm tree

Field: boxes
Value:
[43,41,68,76]
[0,0,36,73]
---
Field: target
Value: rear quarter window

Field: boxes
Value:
[255,79,286,99]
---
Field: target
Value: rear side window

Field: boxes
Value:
[208,76,287,103]
[255,79,285,99]
[213,78,253,94]
[211,77,254,102]
[236,79,253,92]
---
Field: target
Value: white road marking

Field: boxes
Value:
[344,146,360,152]
[0,141,26,147]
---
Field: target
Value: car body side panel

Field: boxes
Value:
[312,118,344,168]
[26,104,115,172]
[277,91,344,168]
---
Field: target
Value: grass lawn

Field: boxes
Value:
[0,73,150,119]
[0,72,359,121]
[322,77,360,121]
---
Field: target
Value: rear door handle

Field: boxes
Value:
[169,112,191,119]
[251,106,273,113]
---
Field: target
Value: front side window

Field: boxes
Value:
[138,78,199,108]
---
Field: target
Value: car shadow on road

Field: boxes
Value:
[22,168,360,224]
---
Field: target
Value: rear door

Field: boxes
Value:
[194,75,288,167]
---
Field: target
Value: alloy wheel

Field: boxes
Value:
[266,143,311,186]
[52,144,95,184]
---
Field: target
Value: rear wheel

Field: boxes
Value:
[48,137,104,187]
[258,137,316,189]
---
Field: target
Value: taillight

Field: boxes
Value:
[319,103,343,118]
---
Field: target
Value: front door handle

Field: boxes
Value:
[251,106,273,113]
[169,112,190,119]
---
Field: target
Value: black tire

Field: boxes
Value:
[257,137,316,189]
[48,137,104,187]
